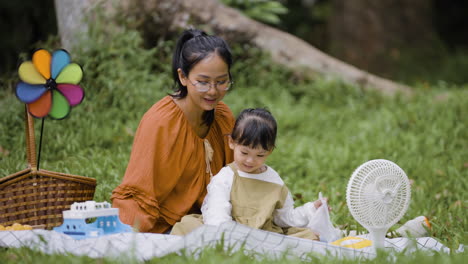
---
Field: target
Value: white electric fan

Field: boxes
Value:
[346,159,411,251]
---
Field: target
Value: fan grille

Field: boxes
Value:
[346,159,411,229]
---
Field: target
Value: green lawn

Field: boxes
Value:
[0,22,466,263]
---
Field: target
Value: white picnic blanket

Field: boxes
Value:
[0,221,458,261]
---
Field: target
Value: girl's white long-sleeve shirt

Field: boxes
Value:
[201,165,317,228]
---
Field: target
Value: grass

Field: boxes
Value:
[0,239,466,264]
[0,15,467,263]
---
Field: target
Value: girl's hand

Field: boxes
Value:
[313,198,325,208]
[313,198,332,211]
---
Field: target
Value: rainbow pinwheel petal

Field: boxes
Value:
[28,90,52,118]
[55,63,83,84]
[18,61,46,85]
[51,49,71,79]
[16,82,47,103]
[33,49,51,79]
[49,90,71,119]
[57,84,84,106]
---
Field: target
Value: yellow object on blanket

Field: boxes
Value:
[331,236,372,249]
[0,223,33,231]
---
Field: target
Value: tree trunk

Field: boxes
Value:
[55,0,412,95]
[54,0,92,52]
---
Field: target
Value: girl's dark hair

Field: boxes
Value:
[231,108,277,151]
[171,28,233,126]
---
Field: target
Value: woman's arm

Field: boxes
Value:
[201,167,234,225]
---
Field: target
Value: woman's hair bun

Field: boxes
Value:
[183,28,207,40]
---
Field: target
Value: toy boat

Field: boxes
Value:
[54,201,132,239]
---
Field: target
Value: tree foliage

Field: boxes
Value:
[221,0,288,25]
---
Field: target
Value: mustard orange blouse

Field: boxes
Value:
[111,96,234,233]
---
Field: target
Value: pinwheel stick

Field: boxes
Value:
[37,117,45,170]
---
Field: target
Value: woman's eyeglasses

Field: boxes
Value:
[187,78,233,92]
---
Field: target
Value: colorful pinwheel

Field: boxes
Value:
[16,49,84,119]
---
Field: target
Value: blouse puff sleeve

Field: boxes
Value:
[202,166,319,228]
[111,100,190,233]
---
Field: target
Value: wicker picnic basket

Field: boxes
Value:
[0,110,96,229]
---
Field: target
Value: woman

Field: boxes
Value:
[111,28,235,233]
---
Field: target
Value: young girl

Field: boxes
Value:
[171,108,326,239]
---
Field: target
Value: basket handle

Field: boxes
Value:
[25,106,37,170]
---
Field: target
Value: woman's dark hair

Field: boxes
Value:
[231,108,277,151]
[171,28,233,126]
